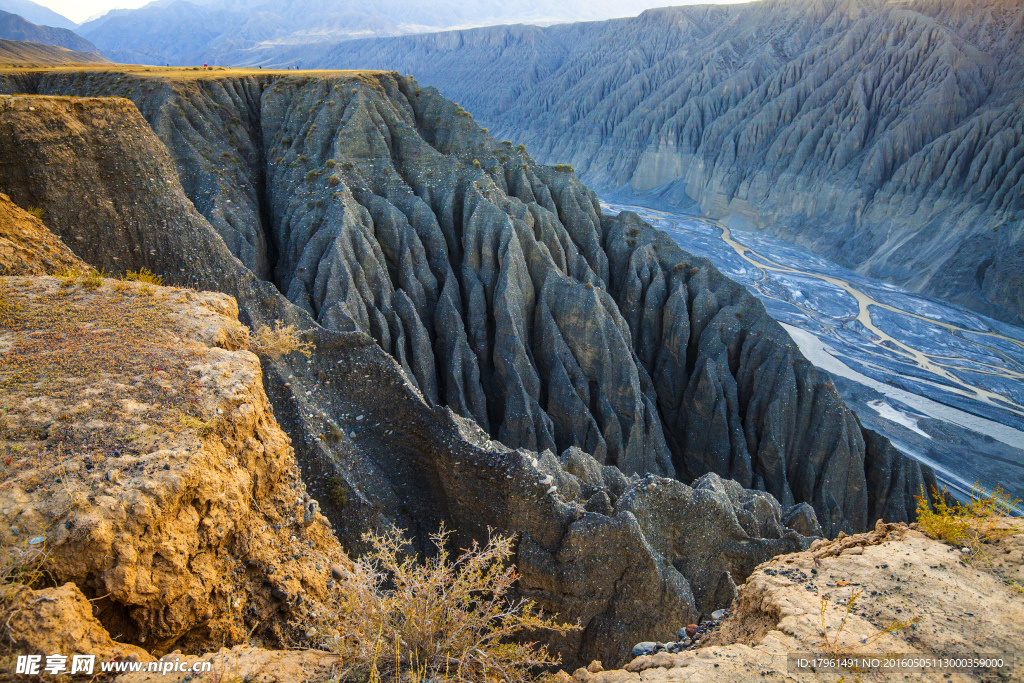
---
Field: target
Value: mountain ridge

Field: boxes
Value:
[78,0,682,67]
[0,38,108,64]
[274,0,1024,326]
[0,10,102,55]
[0,0,75,29]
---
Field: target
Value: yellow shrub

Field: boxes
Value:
[326,525,577,683]
[121,267,164,286]
[915,483,1020,549]
[248,320,313,359]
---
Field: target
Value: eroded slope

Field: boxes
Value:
[0,73,938,539]
[0,84,936,665]
[294,0,1024,325]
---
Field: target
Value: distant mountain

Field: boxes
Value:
[0,37,109,64]
[0,0,75,29]
[263,0,1024,326]
[0,10,101,54]
[77,0,676,66]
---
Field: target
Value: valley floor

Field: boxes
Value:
[603,200,1024,507]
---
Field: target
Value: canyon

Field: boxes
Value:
[281,0,1024,327]
[0,67,941,666]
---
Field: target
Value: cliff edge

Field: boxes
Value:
[0,274,352,657]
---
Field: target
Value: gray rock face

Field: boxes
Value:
[0,69,937,539]
[290,0,1024,325]
[0,72,936,664]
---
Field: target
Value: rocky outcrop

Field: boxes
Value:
[293,0,1024,325]
[1,583,152,664]
[0,81,934,665]
[0,192,87,273]
[566,519,1024,682]
[0,276,352,654]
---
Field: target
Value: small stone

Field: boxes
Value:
[711,609,726,620]
[303,500,319,526]
[586,661,603,673]
[28,536,44,545]
[631,641,657,657]
[105,469,118,482]
[330,563,347,581]
[356,415,364,421]
[685,624,698,639]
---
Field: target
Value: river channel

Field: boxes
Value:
[604,200,1024,506]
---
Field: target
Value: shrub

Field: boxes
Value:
[122,267,163,286]
[25,206,44,220]
[819,588,917,658]
[326,475,347,507]
[327,174,341,187]
[248,320,314,359]
[326,525,576,683]
[81,270,103,290]
[915,483,1021,556]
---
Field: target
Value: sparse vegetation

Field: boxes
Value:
[248,320,314,359]
[553,164,574,173]
[326,475,347,507]
[121,267,164,285]
[323,525,577,683]
[818,588,918,660]
[915,483,1023,592]
[24,206,44,220]
[915,483,1020,551]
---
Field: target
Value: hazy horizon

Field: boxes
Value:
[33,0,752,25]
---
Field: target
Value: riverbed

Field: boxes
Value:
[604,200,1024,506]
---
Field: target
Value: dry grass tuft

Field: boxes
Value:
[916,483,1023,593]
[323,524,577,683]
[121,267,164,286]
[248,320,314,359]
[915,483,1020,551]
[818,588,918,663]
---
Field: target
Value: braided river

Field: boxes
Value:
[604,201,1024,507]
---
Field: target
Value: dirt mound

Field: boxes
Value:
[0,193,86,274]
[0,276,351,658]
[1,582,151,664]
